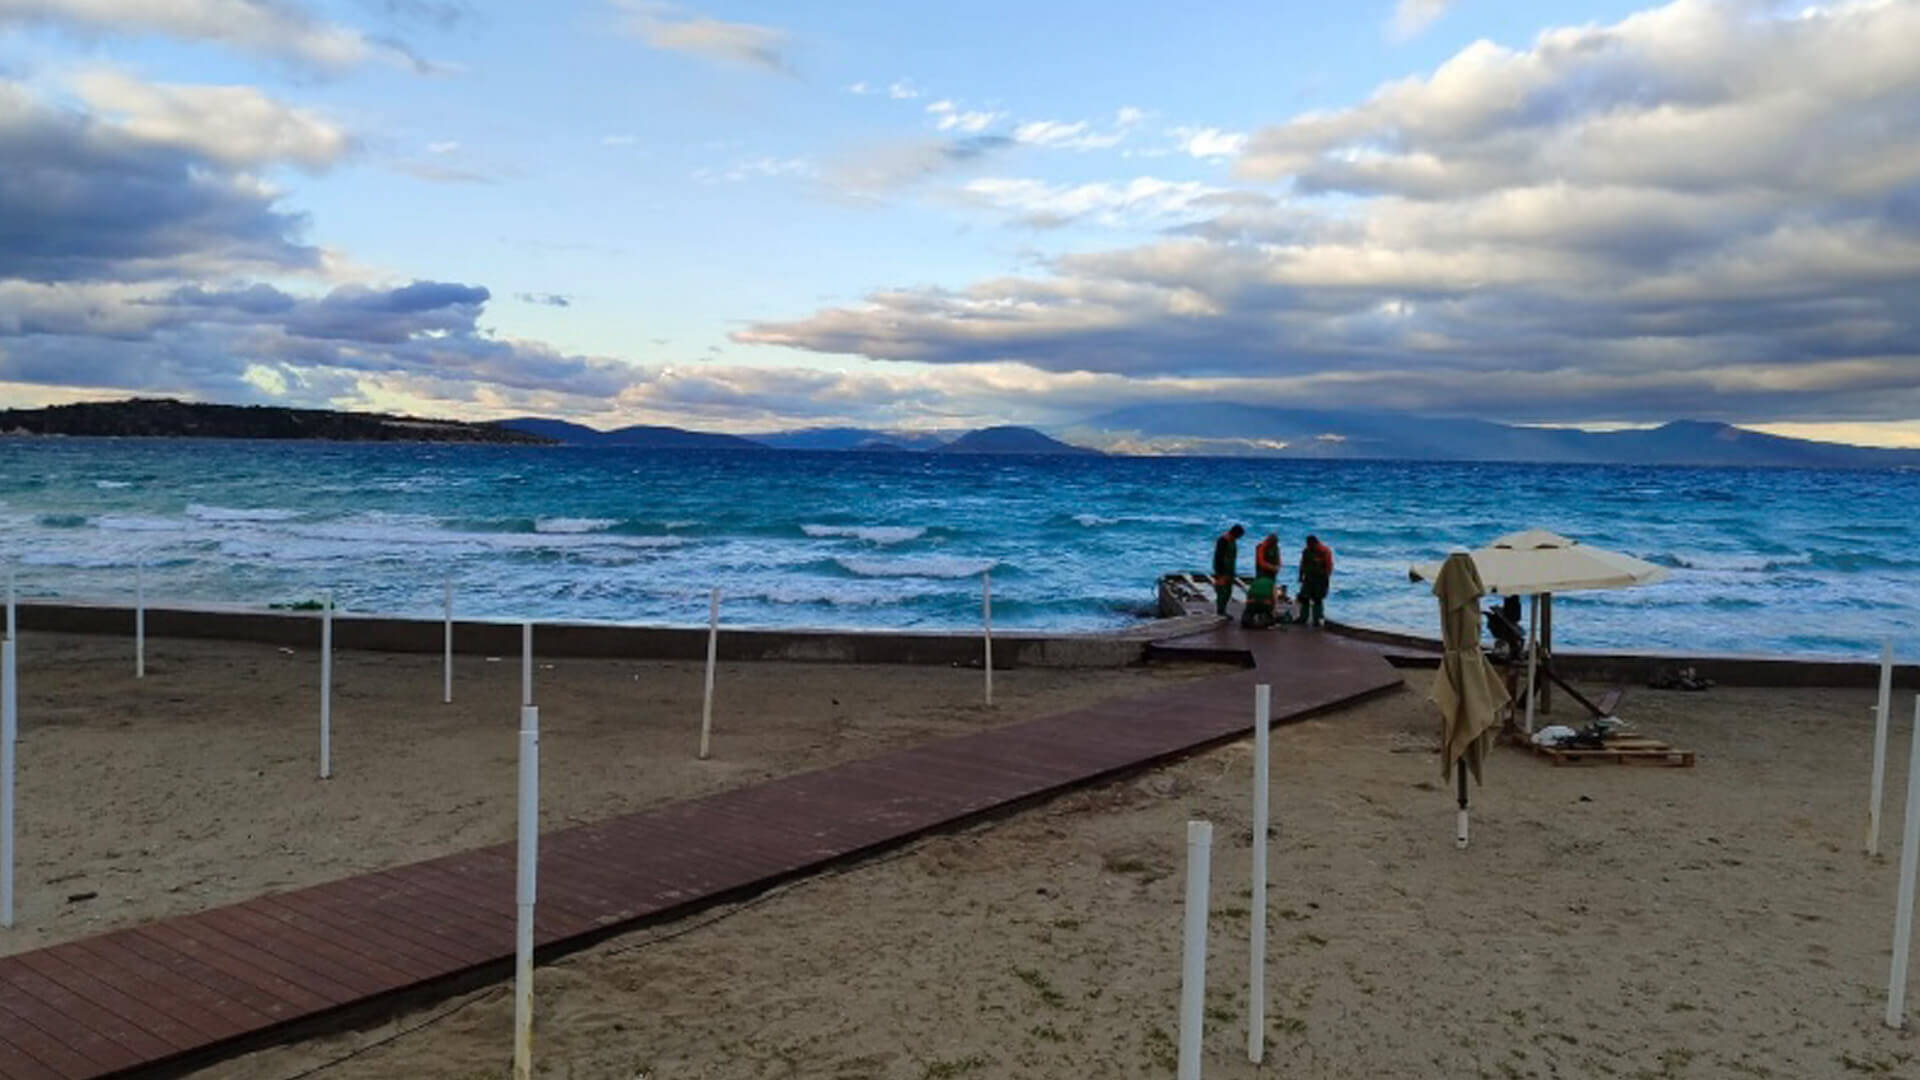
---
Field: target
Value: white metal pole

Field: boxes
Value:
[1178,819,1212,1080]
[135,557,145,680]
[442,579,453,706]
[1248,685,1270,1064]
[699,588,718,760]
[521,621,533,708]
[5,564,14,641]
[1873,641,1896,854]
[983,570,994,707]
[1522,594,1539,735]
[1887,695,1920,1028]
[2,638,15,928]
[319,593,332,780]
[513,702,540,1078]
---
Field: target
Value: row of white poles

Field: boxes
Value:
[2,617,14,930]
[55,561,1003,742]
[1870,639,1920,1031]
[514,622,538,1080]
[2,566,1000,1072]
[1177,684,1273,1078]
[3,571,15,927]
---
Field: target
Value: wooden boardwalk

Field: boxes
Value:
[0,627,1400,1079]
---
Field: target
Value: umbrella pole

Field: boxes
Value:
[1541,593,1554,715]
[1455,760,1469,849]
[1523,596,1540,735]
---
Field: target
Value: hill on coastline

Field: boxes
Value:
[497,416,768,450]
[933,425,1102,456]
[0,398,548,444]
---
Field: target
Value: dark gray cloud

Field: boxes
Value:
[165,282,299,315]
[0,83,319,283]
[0,277,640,402]
[0,70,654,417]
[739,0,1920,425]
[515,291,572,307]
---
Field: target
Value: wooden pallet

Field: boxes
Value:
[1529,732,1695,767]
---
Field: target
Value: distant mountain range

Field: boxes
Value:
[496,418,1096,455]
[1072,404,1920,468]
[5,398,1914,468]
[497,417,765,450]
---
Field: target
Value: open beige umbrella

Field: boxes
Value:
[1431,552,1511,849]
[1411,529,1668,733]
[1409,529,1670,595]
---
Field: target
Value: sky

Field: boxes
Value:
[2,0,1919,445]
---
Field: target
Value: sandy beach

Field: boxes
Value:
[6,630,1917,1078]
[142,652,1917,1079]
[0,631,1204,957]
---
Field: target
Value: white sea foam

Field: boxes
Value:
[535,517,619,534]
[836,555,993,579]
[1073,513,1118,527]
[802,524,926,544]
[95,515,182,532]
[247,517,690,561]
[187,504,302,522]
[93,480,133,490]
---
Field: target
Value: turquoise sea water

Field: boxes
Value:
[0,438,1916,659]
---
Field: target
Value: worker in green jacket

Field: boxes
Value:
[1212,523,1245,616]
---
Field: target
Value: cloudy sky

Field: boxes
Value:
[2,0,1918,444]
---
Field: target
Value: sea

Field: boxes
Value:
[0,438,1915,660]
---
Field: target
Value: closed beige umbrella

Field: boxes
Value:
[1431,552,1510,848]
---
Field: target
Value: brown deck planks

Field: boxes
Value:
[0,625,1399,1078]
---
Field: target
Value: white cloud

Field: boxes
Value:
[600,134,637,146]
[737,1,1920,425]
[1171,126,1248,160]
[614,1,789,74]
[888,79,919,100]
[929,100,1002,134]
[1389,0,1455,41]
[1011,116,1133,151]
[0,0,411,71]
[961,177,1229,229]
[1014,120,1085,145]
[694,155,812,183]
[68,68,352,171]
[426,140,459,154]
[847,81,870,95]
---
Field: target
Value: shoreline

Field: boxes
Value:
[3,596,1909,687]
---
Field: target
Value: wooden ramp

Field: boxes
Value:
[0,626,1399,1079]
